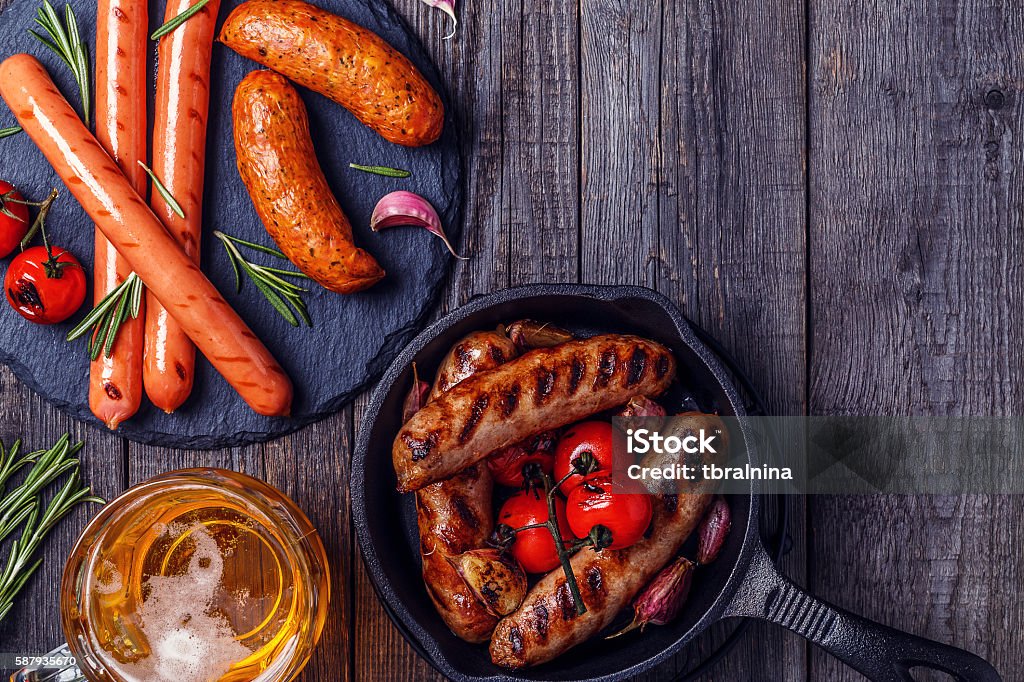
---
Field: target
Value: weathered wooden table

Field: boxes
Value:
[2,0,1022,679]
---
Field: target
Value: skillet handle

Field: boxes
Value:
[723,543,1001,682]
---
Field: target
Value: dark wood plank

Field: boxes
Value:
[580,0,808,679]
[127,408,353,682]
[0,366,125,657]
[808,0,1024,678]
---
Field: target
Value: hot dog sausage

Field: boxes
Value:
[394,335,676,492]
[489,413,727,668]
[89,0,147,430]
[143,0,221,413]
[416,330,520,642]
[219,0,443,147]
[232,70,385,294]
[0,54,293,417]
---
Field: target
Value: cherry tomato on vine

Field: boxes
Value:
[487,430,558,487]
[566,476,652,550]
[0,181,30,258]
[497,490,575,574]
[5,245,86,324]
[554,421,615,491]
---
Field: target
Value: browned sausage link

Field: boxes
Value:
[489,413,727,668]
[416,330,518,642]
[219,0,443,147]
[394,334,676,493]
[233,70,384,294]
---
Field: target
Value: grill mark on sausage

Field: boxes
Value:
[532,603,549,640]
[627,348,648,386]
[451,496,480,531]
[103,382,122,401]
[509,626,524,655]
[403,432,438,462]
[501,384,520,417]
[174,362,187,380]
[585,566,607,609]
[596,349,617,387]
[664,494,679,514]
[534,369,555,404]
[489,343,507,364]
[556,580,578,621]
[568,356,585,394]
[656,352,671,379]
[459,395,490,443]
[454,343,473,374]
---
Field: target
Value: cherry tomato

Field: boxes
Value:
[497,490,575,574]
[5,246,86,324]
[566,476,652,550]
[554,421,615,492]
[0,181,30,258]
[487,430,558,487]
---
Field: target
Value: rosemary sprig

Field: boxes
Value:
[0,126,21,140]
[0,435,102,624]
[349,163,412,179]
[29,1,91,127]
[151,0,210,40]
[138,161,184,218]
[214,231,312,327]
[66,272,144,360]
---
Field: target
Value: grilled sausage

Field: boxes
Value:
[89,0,147,430]
[394,334,676,493]
[232,70,385,294]
[219,0,443,147]
[0,55,293,417]
[143,0,221,412]
[416,330,521,642]
[489,413,727,668]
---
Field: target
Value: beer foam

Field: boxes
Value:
[106,524,252,682]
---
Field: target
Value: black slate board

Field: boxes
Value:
[0,0,462,449]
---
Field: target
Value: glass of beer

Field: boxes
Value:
[61,468,330,682]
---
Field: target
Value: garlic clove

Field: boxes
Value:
[697,495,732,565]
[609,556,695,638]
[448,548,527,617]
[402,362,430,423]
[505,319,574,350]
[420,0,458,40]
[370,190,467,260]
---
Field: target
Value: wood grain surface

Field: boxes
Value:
[1,0,1021,680]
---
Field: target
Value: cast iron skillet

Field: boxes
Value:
[352,284,1001,682]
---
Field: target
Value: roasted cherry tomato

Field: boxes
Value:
[0,181,30,258]
[487,430,558,487]
[554,421,615,491]
[497,490,575,574]
[5,245,86,324]
[566,476,652,550]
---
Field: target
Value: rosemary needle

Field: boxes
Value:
[0,126,21,140]
[138,161,185,219]
[0,435,102,625]
[29,1,91,127]
[215,231,312,328]
[349,163,412,179]
[151,0,210,40]
[66,272,144,360]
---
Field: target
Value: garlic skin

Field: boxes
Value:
[402,364,430,423]
[610,557,695,637]
[697,496,732,565]
[421,0,458,40]
[506,319,574,350]
[370,190,467,259]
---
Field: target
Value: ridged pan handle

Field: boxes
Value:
[724,543,1001,682]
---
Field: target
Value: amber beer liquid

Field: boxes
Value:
[62,469,330,682]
